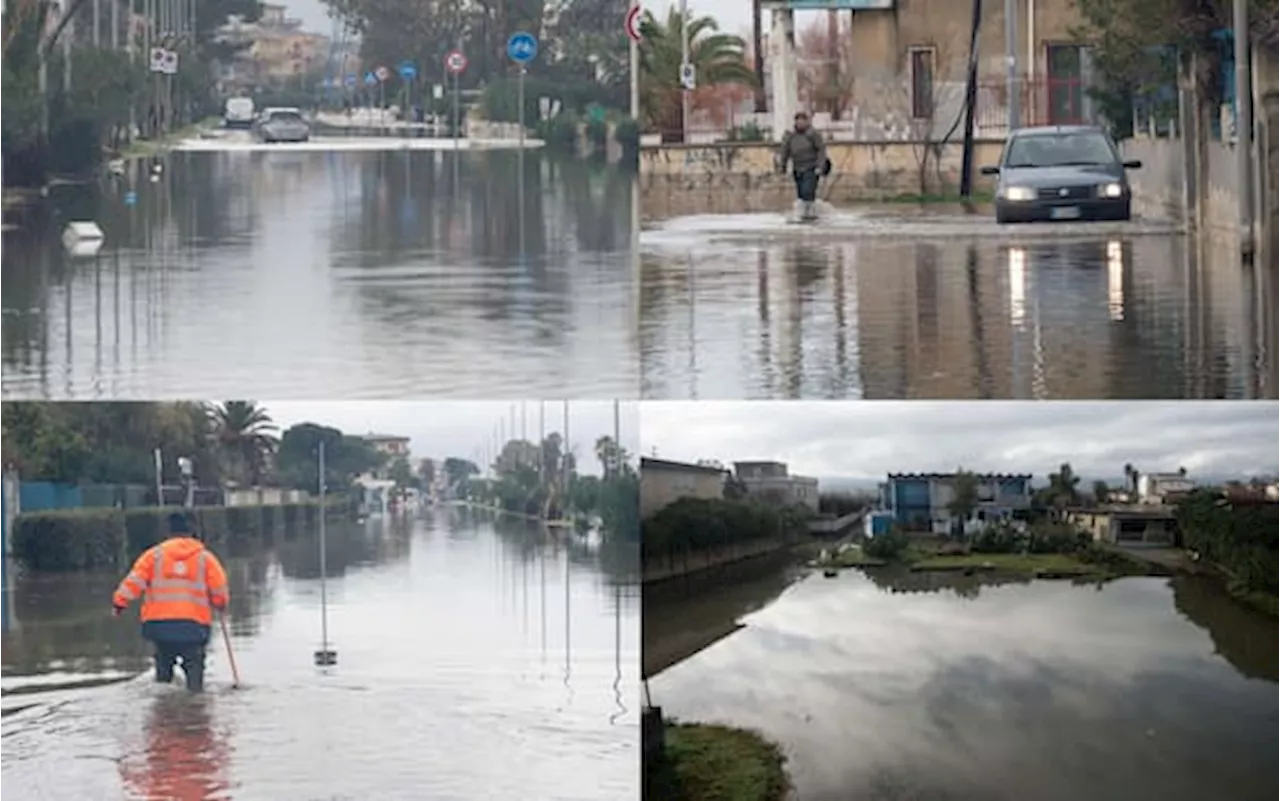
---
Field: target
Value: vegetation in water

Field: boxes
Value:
[1175,488,1278,615]
[646,721,789,801]
[642,497,812,563]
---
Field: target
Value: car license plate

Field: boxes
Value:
[1050,206,1081,220]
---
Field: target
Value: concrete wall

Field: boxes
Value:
[225,487,308,506]
[640,465,725,520]
[640,139,1005,218]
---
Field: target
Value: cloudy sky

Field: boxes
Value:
[641,402,1280,485]
[261,401,638,476]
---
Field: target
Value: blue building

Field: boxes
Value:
[879,473,1033,534]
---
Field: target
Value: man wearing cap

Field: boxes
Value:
[776,111,831,221]
[113,513,230,692]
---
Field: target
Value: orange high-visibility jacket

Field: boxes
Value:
[113,537,230,625]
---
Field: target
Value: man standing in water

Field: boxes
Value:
[113,513,230,692]
[776,111,831,221]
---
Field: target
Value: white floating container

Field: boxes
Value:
[61,222,105,258]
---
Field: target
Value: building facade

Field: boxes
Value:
[640,458,726,519]
[819,0,1097,140]
[1136,471,1196,504]
[733,461,821,512]
[880,472,1033,533]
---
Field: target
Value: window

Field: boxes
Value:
[909,46,936,119]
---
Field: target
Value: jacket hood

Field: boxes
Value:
[163,537,207,560]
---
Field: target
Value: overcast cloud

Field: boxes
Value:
[641,402,1280,484]
[261,401,637,476]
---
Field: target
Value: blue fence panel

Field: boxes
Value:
[19,482,84,512]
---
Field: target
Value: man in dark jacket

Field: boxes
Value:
[776,111,830,220]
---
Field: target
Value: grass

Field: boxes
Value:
[647,721,789,801]
[910,552,1100,576]
[823,547,888,568]
[119,117,219,160]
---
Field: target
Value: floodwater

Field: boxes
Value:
[1,148,637,399]
[646,565,1278,801]
[1,508,640,800]
[639,208,1278,399]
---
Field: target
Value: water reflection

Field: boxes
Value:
[648,567,1277,801]
[1,508,640,799]
[640,233,1278,399]
[1,150,637,399]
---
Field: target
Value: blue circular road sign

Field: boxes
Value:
[345,74,357,87]
[507,32,538,64]
[398,61,417,80]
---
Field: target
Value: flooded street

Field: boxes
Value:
[1,149,636,399]
[647,566,1277,801]
[639,209,1278,399]
[2,508,640,800]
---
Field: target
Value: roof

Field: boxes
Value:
[362,432,409,442]
[641,457,727,475]
[888,473,1033,481]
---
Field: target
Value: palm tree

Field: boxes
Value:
[639,8,757,141]
[208,402,279,487]
[1045,463,1081,514]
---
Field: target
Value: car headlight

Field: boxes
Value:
[1099,182,1123,198]
[1002,186,1036,201]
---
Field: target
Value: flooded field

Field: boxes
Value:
[646,566,1277,801]
[2,508,640,800]
[640,209,1277,399]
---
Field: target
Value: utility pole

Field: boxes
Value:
[959,0,983,196]
[1233,0,1255,260]
[1003,0,1019,131]
[678,0,689,143]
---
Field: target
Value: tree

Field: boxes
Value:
[795,12,855,120]
[946,470,980,537]
[418,458,436,489]
[638,7,756,141]
[1093,480,1111,506]
[595,435,630,478]
[442,456,479,490]
[276,423,384,493]
[1042,463,1081,513]
[207,402,278,487]
[387,456,418,489]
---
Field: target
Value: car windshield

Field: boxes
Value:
[1004,132,1115,168]
[268,112,304,124]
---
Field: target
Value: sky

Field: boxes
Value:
[641,401,1280,486]
[261,401,638,476]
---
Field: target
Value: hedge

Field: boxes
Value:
[641,498,809,561]
[10,503,347,571]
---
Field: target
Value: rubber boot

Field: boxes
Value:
[154,650,176,684]
[802,201,816,220]
[180,648,206,693]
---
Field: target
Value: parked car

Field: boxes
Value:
[253,108,311,143]
[982,125,1142,224]
[223,96,256,129]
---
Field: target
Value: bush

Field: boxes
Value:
[614,117,639,151]
[11,503,338,571]
[535,113,579,151]
[642,498,806,561]
[1176,490,1278,594]
[864,530,910,560]
[584,117,608,150]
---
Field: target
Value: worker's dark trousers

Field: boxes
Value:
[145,620,212,692]
[154,642,207,691]
[793,168,819,202]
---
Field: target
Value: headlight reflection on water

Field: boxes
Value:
[1008,247,1028,326]
[1107,240,1125,321]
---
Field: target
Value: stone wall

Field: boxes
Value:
[640,138,1005,219]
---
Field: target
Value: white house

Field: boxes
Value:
[1136,472,1195,505]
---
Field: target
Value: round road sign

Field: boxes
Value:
[444,49,467,75]
[506,32,538,64]
[625,5,642,42]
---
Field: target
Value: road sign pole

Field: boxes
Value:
[518,66,526,149]
[453,72,460,146]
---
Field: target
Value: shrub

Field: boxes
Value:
[864,530,910,560]
[11,503,337,571]
[584,117,608,149]
[614,117,639,151]
[536,113,579,151]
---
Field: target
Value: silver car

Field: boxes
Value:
[254,108,311,143]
